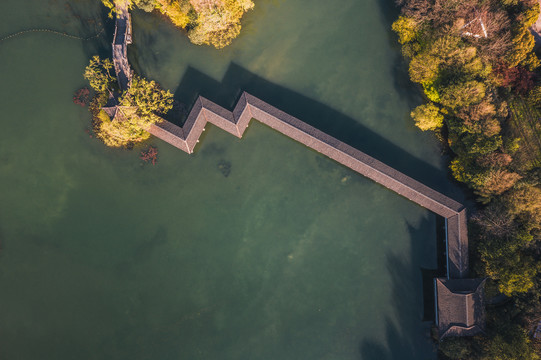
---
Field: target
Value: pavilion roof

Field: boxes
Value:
[102,93,138,123]
[435,278,486,339]
[102,104,138,123]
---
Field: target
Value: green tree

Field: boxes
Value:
[120,75,174,116]
[439,337,475,359]
[478,229,540,296]
[84,56,116,93]
[439,81,486,109]
[482,324,540,360]
[409,53,440,84]
[410,103,444,131]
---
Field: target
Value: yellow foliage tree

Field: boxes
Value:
[187,0,254,48]
[155,0,192,28]
[94,109,169,148]
[392,16,419,44]
[410,103,444,131]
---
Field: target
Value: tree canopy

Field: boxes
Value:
[101,0,254,48]
[84,57,173,148]
[410,103,444,131]
[84,56,116,93]
[394,0,541,356]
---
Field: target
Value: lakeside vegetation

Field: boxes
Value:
[101,0,254,48]
[393,0,541,358]
[84,56,173,147]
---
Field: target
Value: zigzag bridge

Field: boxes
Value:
[109,2,485,339]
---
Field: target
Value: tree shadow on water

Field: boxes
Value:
[359,217,441,360]
[374,0,425,107]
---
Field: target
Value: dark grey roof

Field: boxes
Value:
[102,106,117,119]
[435,278,486,339]
[101,105,138,123]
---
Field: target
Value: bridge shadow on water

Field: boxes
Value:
[75,0,465,201]
[167,63,453,359]
[167,62,462,199]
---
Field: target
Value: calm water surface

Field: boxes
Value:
[0,0,464,359]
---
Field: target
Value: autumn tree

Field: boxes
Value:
[120,75,174,116]
[84,56,116,93]
[439,81,486,109]
[410,103,444,131]
[392,16,419,44]
[93,108,154,147]
[187,0,254,48]
[100,0,253,48]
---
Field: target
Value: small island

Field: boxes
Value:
[85,56,173,147]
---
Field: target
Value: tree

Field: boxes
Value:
[94,108,153,147]
[132,0,157,12]
[94,76,173,148]
[409,53,440,84]
[476,169,522,198]
[506,28,539,70]
[84,56,116,93]
[439,81,486,109]
[439,337,475,359]
[472,200,516,238]
[100,0,252,48]
[392,16,419,44]
[187,0,254,48]
[505,186,541,235]
[479,234,540,296]
[121,75,174,116]
[410,103,444,131]
[450,152,518,201]
[155,0,193,28]
[481,324,540,360]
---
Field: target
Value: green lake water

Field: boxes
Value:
[0,0,466,359]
